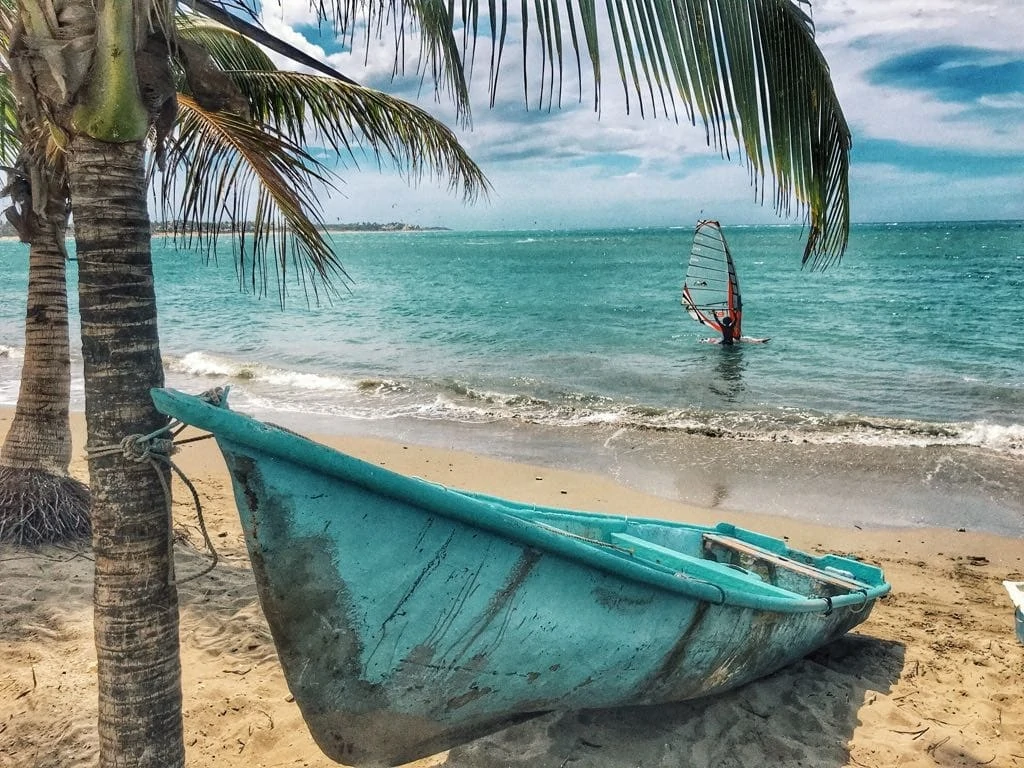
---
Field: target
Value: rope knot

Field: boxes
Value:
[200,386,226,406]
[87,413,218,583]
[118,434,176,463]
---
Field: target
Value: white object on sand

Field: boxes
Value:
[1003,581,1024,643]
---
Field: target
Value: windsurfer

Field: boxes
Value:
[719,315,736,345]
[684,220,769,345]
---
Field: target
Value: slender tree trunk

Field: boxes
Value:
[68,134,184,768]
[0,177,90,544]
[1,197,73,472]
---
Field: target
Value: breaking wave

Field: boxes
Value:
[160,350,1024,457]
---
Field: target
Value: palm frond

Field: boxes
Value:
[562,0,850,266]
[0,75,20,167]
[188,0,473,125]
[175,13,277,73]
[223,71,489,203]
[183,0,358,84]
[161,94,348,305]
[349,0,474,121]
[402,0,472,124]
[608,0,850,265]
[176,16,488,202]
[286,0,851,265]
[0,1,23,167]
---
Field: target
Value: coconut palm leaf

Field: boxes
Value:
[175,11,278,74]
[188,0,473,124]
[183,0,358,84]
[230,71,488,199]
[198,0,850,265]
[165,94,345,304]
[539,0,851,266]
[0,73,19,167]
[396,0,472,124]
[0,7,20,167]
[161,16,487,303]
[176,16,487,201]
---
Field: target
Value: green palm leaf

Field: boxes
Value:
[255,0,851,265]
[160,17,488,303]
[0,4,20,167]
[572,0,851,266]
[227,71,488,201]
[0,73,20,167]
[175,12,277,74]
[164,94,348,304]
[184,0,360,84]
[176,17,487,202]
[195,0,473,124]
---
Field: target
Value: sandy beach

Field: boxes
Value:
[1,408,1022,768]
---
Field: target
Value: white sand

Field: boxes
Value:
[1,410,1022,767]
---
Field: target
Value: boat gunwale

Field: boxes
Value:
[151,388,890,614]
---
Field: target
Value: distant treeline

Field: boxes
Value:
[150,221,449,234]
[0,220,449,238]
[323,222,450,232]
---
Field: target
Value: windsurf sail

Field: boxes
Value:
[681,220,742,336]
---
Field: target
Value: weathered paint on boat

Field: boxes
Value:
[152,388,890,767]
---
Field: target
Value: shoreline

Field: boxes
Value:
[39,407,1024,549]
[2,407,1023,767]
[210,400,1024,540]
[4,395,1021,539]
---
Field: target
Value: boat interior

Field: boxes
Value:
[493,503,878,601]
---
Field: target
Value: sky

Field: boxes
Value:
[254,1,1024,230]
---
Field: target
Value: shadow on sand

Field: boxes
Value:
[445,634,906,768]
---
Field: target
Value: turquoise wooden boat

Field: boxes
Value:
[152,388,890,767]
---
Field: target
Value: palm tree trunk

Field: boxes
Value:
[1,203,72,472]
[67,134,184,768]
[0,177,90,544]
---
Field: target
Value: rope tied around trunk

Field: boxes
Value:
[110,433,176,462]
[87,420,218,583]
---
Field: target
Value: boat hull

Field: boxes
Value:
[152,389,888,767]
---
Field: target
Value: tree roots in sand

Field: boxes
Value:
[0,466,90,545]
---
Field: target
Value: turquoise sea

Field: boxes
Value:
[0,220,1021,536]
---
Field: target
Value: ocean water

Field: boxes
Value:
[0,221,1021,535]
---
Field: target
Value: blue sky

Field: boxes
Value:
[257,1,1024,230]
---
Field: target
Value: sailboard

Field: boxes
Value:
[681,219,743,336]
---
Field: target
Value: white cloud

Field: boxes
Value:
[257,12,331,69]
[255,1,1024,228]
[813,0,1024,153]
[260,1,321,29]
[814,0,1017,48]
[979,93,1024,110]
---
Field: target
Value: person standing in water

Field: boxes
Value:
[719,315,736,345]
[700,312,768,344]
